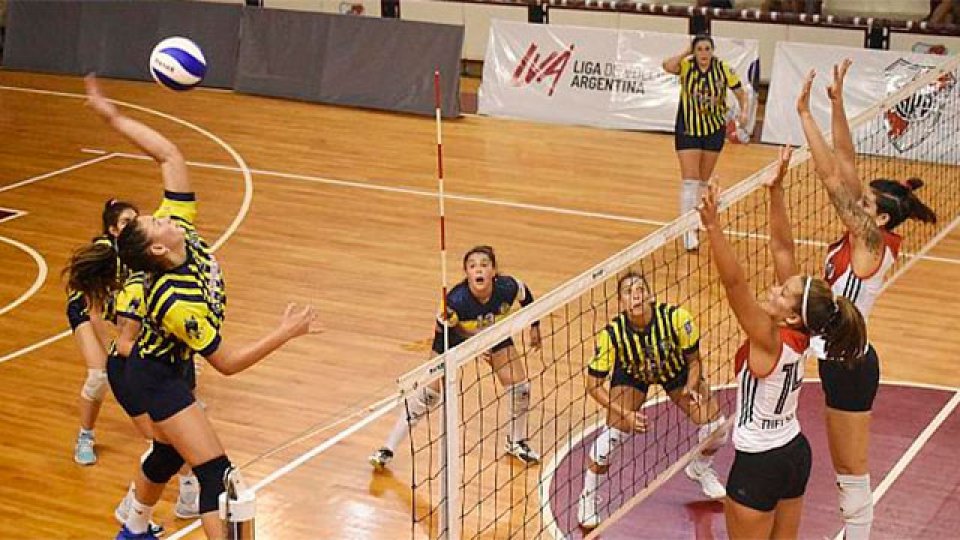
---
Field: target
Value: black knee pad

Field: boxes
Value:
[193,455,232,514]
[141,441,185,484]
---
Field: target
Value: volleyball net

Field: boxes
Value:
[398,54,960,539]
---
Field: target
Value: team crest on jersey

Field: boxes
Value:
[184,315,202,341]
[883,59,957,153]
[683,320,694,336]
[824,260,836,281]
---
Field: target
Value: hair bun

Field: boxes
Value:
[902,177,923,191]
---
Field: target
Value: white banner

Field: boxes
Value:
[478,20,759,132]
[762,42,958,163]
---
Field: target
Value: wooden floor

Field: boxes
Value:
[0,71,957,540]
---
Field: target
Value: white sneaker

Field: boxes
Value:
[505,439,540,465]
[683,230,699,252]
[114,490,166,536]
[174,491,199,519]
[74,431,97,465]
[685,461,726,500]
[577,492,601,529]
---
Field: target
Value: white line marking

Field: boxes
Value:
[0,207,27,225]
[0,236,48,317]
[79,148,960,267]
[830,390,960,540]
[0,153,116,194]
[0,329,72,365]
[166,396,399,540]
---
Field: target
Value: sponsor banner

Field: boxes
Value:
[762,41,958,163]
[478,20,759,132]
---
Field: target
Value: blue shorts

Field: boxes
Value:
[66,294,90,332]
[609,360,689,395]
[124,350,198,422]
[675,114,726,152]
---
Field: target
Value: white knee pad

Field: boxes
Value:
[589,427,629,467]
[680,178,705,213]
[406,386,442,425]
[838,474,873,526]
[507,381,531,417]
[80,368,108,402]
[698,416,729,453]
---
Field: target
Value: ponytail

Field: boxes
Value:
[870,177,937,231]
[800,277,867,364]
[63,242,120,308]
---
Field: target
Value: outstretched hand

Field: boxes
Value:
[764,145,794,189]
[827,58,852,102]
[279,303,323,339]
[796,69,815,115]
[84,74,120,120]
[696,178,721,232]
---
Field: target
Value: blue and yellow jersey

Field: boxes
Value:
[677,56,742,136]
[66,235,122,324]
[136,191,226,365]
[588,303,700,384]
[107,270,146,356]
[431,275,535,354]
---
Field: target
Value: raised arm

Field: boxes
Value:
[84,74,191,194]
[662,44,691,75]
[697,182,780,371]
[827,59,862,198]
[766,147,799,284]
[797,70,884,256]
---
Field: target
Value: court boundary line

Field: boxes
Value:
[0,235,48,318]
[0,207,27,225]
[540,379,960,540]
[81,148,960,267]
[0,84,253,365]
[0,153,117,194]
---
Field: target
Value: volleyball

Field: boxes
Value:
[149,37,206,91]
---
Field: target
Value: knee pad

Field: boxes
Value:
[194,455,233,515]
[141,441,185,484]
[837,474,873,525]
[80,368,108,402]
[698,416,729,452]
[589,427,629,467]
[681,178,705,212]
[406,386,441,424]
[507,381,531,416]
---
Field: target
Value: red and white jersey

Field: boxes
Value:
[811,230,902,358]
[732,329,809,453]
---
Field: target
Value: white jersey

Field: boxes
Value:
[733,329,809,453]
[810,231,902,358]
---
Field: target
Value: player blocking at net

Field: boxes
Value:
[577,272,728,529]
[370,245,543,469]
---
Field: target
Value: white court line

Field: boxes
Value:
[0,153,116,194]
[84,149,960,267]
[166,397,399,540]
[0,329,72,365]
[0,207,27,225]
[0,236,48,318]
[830,389,960,540]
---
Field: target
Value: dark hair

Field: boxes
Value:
[869,177,937,231]
[63,241,120,308]
[617,271,651,298]
[798,276,867,363]
[691,34,715,51]
[463,245,497,269]
[101,199,139,238]
[117,220,165,273]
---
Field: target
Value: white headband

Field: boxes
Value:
[801,276,813,329]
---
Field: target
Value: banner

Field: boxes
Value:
[761,42,958,163]
[478,20,759,132]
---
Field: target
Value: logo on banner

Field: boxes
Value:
[512,43,576,97]
[883,59,957,153]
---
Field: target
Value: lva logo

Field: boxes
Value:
[511,42,576,97]
[883,59,957,153]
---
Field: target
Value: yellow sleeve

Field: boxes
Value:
[671,307,701,354]
[679,56,691,79]
[722,60,742,89]
[115,275,146,321]
[161,301,221,357]
[153,191,197,225]
[587,327,615,377]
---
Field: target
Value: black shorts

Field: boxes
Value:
[109,353,197,418]
[610,362,689,395]
[818,344,880,412]
[727,432,812,512]
[66,294,90,332]
[125,350,198,422]
[675,115,726,152]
